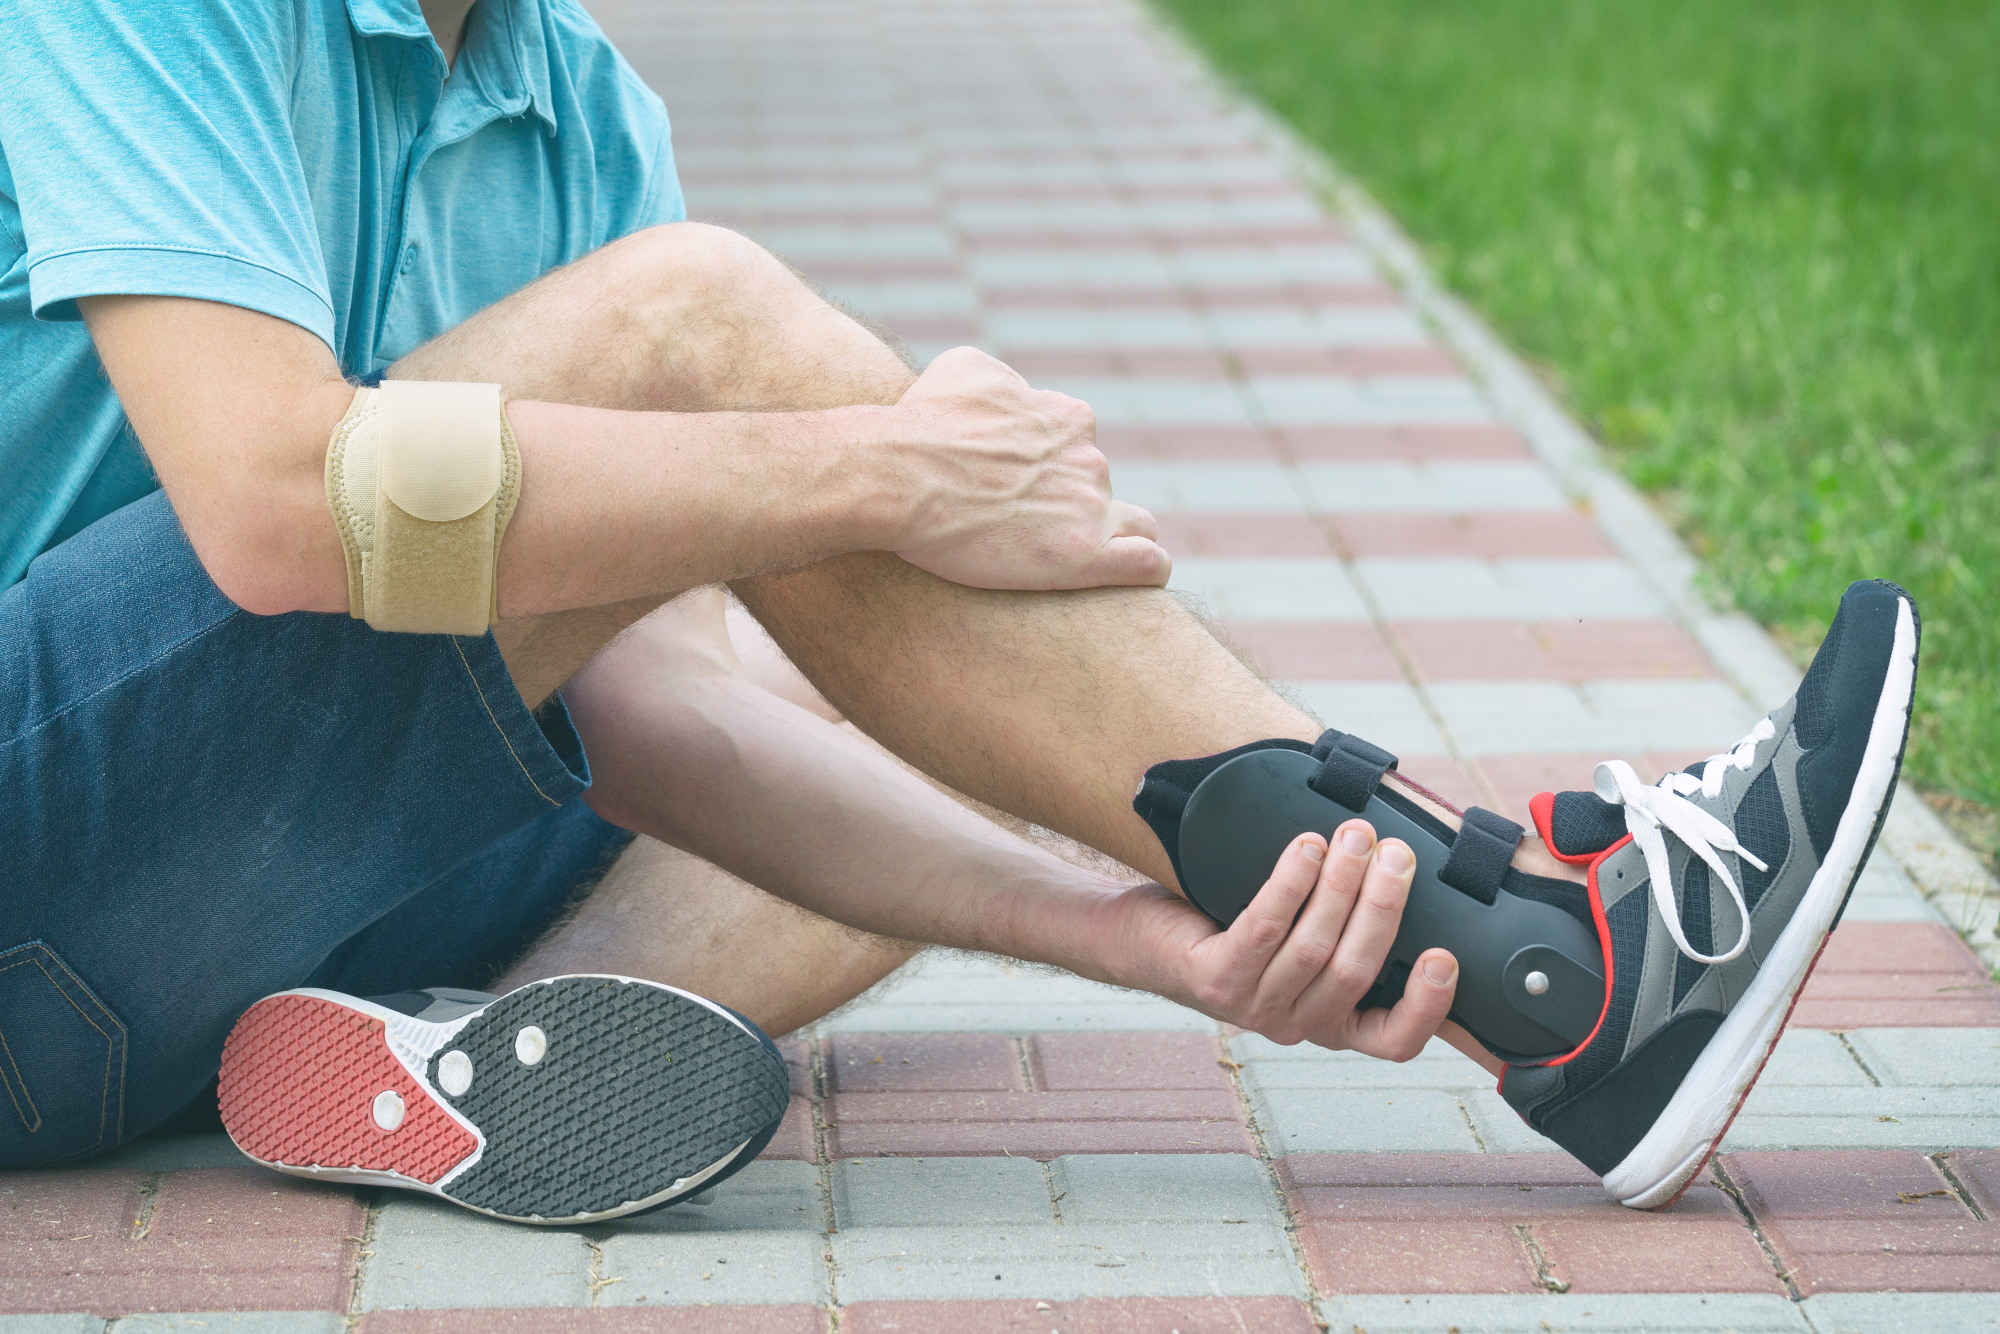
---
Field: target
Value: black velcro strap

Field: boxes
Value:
[1438,805,1525,906]
[1305,728,1399,810]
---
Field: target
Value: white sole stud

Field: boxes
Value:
[438,1049,473,1097]
[372,1089,406,1131]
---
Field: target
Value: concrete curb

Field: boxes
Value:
[1139,5,1999,969]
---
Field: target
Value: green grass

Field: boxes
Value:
[1157,0,2000,804]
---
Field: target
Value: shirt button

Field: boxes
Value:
[400,245,418,272]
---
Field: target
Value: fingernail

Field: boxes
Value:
[1298,837,1325,864]
[1379,842,1413,873]
[1340,825,1373,856]
[1424,956,1456,986]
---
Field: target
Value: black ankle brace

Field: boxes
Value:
[1133,730,1608,1060]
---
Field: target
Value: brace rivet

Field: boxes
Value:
[1524,970,1550,997]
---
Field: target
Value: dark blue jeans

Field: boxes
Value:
[0,491,633,1166]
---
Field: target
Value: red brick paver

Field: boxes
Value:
[1223,622,1404,680]
[357,1308,830,1332]
[1280,1154,1782,1296]
[1793,922,2000,1028]
[1276,424,1533,462]
[1392,620,1715,683]
[1721,1150,2000,1293]
[1149,512,1331,558]
[822,1032,1253,1159]
[840,1296,1324,1333]
[0,1167,362,1315]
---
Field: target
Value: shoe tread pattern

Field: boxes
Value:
[219,994,476,1184]
[430,977,789,1220]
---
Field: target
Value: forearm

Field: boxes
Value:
[569,643,1144,983]
[81,296,897,616]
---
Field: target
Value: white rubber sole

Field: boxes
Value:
[1601,596,1918,1209]
[220,973,761,1225]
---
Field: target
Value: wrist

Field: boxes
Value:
[975,861,1152,988]
[789,403,916,554]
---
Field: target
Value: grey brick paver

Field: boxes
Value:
[0,1320,105,1334]
[1287,682,1450,758]
[1847,1028,2000,1085]
[1803,1292,2000,1332]
[358,1199,592,1310]
[1106,463,1303,513]
[1168,556,1369,622]
[829,1220,1304,1303]
[1318,1293,1812,1333]
[1049,1154,1284,1225]
[1722,1087,2000,1152]
[833,1159,1052,1228]
[596,1231,830,1307]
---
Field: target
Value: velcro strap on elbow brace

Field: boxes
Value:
[323,380,521,634]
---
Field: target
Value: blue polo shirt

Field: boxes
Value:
[0,0,683,590]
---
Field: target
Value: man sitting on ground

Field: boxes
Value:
[0,0,1916,1221]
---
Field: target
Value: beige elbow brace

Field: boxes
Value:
[323,380,522,634]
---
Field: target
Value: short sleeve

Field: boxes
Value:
[0,1,336,347]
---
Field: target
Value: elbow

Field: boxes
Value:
[183,496,343,617]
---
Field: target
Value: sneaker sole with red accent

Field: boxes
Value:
[219,974,791,1224]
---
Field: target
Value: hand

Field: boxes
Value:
[1110,820,1461,1060]
[884,347,1170,591]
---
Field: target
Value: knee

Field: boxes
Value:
[607,222,797,316]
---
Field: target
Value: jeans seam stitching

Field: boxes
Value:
[0,609,245,754]
[0,947,127,1148]
[0,962,46,1134]
[34,958,116,1148]
[449,635,562,807]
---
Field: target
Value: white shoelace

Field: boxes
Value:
[1593,717,1776,965]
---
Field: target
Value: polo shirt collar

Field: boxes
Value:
[344,0,558,134]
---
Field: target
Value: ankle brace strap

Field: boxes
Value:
[1307,728,1398,808]
[1439,806,1526,906]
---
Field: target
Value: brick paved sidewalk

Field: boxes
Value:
[8,0,1999,1330]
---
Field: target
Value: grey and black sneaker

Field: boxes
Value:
[1504,579,1920,1208]
[218,975,791,1224]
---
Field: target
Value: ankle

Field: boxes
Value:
[1384,770,1588,887]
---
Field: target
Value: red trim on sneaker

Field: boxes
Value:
[1529,791,1602,866]
[1515,834,1628,1070]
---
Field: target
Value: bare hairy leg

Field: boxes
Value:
[383,222,917,707]
[490,834,916,1038]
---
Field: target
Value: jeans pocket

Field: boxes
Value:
[0,941,128,1166]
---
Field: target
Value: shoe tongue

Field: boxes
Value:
[367,986,497,1022]
[1537,789,1629,859]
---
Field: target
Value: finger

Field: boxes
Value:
[1317,836,1417,1011]
[1252,818,1377,1009]
[1107,500,1159,542]
[1209,833,1330,980]
[1347,948,1458,1063]
[1065,535,1171,589]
